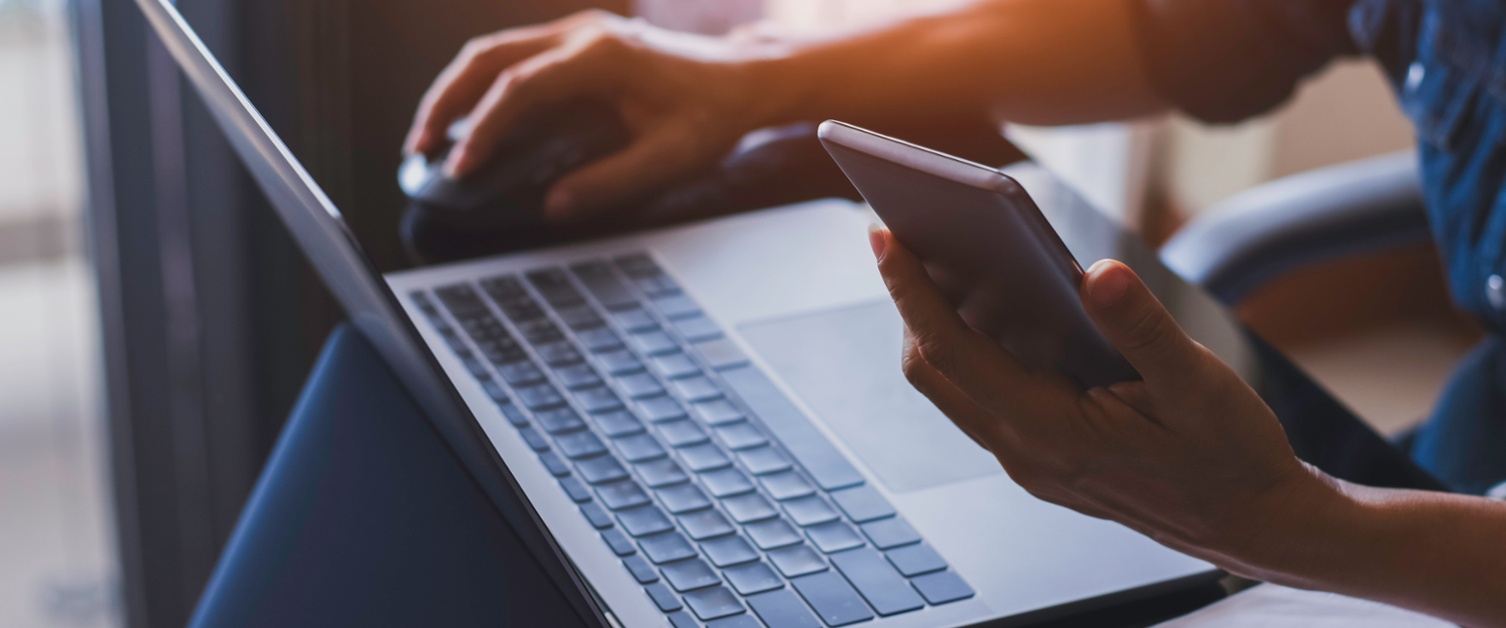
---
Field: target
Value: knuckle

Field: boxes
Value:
[1123,306,1172,353]
[914,334,958,376]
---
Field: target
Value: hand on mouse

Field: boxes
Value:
[404,10,793,221]
[868,227,1344,578]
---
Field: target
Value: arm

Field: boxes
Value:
[868,227,1506,627]
[404,0,1166,219]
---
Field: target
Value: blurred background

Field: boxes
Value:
[0,0,1475,626]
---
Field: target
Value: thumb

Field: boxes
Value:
[1081,259,1203,388]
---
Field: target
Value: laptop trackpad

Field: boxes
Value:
[738,300,1004,493]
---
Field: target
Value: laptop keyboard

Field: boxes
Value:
[411,253,973,627]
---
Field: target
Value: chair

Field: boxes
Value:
[1159,151,1429,305]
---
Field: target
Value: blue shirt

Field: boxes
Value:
[1131,0,1506,331]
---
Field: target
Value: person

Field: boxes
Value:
[404,1,1506,623]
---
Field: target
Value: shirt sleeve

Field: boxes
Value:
[1127,0,1361,123]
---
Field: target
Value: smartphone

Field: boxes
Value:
[818,120,1138,388]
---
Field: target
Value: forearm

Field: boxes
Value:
[746,0,1168,129]
[1238,478,1506,626]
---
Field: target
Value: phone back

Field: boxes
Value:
[819,121,1137,389]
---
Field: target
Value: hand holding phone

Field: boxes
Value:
[818,120,1137,388]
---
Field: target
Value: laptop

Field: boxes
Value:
[137,0,1218,625]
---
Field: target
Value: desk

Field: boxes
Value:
[192,164,1438,627]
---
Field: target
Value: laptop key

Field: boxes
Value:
[860,517,921,550]
[679,509,735,540]
[645,582,683,612]
[578,327,624,353]
[591,409,644,438]
[678,443,731,473]
[597,480,651,510]
[554,363,602,390]
[602,527,637,557]
[555,305,604,330]
[672,315,722,342]
[701,534,758,568]
[580,501,613,529]
[650,352,701,380]
[885,543,947,576]
[535,407,586,435]
[618,504,674,537]
[715,422,767,451]
[630,330,679,356]
[559,476,592,503]
[535,341,582,366]
[760,471,815,501]
[806,521,865,553]
[831,547,925,616]
[830,485,895,523]
[725,561,784,596]
[705,614,758,628]
[481,379,508,403]
[652,294,701,319]
[690,399,744,426]
[614,433,667,463]
[720,366,864,491]
[617,372,666,399]
[624,554,660,584]
[911,570,975,605]
[516,318,564,344]
[636,458,690,488]
[518,426,550,452]
[637,395,687,422]
[496,360,546,386]
[791,571,875,626]
[692,338,749,370]
[745,518,802,550]
[525,268,584,306]
[699,468,754,498]
[577,456,630,484]
[682,585,744,621]
[658,419,709,448]
[611,307,658,332]
[498,402,530,428]
[671,376,722,403]
[747,589,822,628]
[722,493,777,524]
[657,483,712,514]
[662,557,720,592]
[539,451,571,477]
[768,544,827,578]
[639,531,697,564]
[572,386,623,414]
[597,349,644,375]
[515,383,565,410]
[736,446,791,475]
[571,261,638,309]
[783,495,840,527]
[556,431,607,459]
[668,612,700,628]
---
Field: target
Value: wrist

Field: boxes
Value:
[1211,464,1365,585]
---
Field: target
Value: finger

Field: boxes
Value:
[902,327,998,450]
[1081,259,1205,391]
[871,228,1057,417]
[543,123,713,220]
[404,26,564,156]
[446,35,626,177]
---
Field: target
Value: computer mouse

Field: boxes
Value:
[398,98,630,229]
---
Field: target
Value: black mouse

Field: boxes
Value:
[398,98,630,229]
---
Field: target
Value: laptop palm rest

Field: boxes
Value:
[738,300,1003,493]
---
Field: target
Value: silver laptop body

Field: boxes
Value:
[136,0,1219,625]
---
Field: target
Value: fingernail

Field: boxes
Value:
[868,225,887,260]
[1087,260,1130,307]
[544,187,574,219]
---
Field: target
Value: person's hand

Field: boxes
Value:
[404,10,790,221]
[869,227,1344,576]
